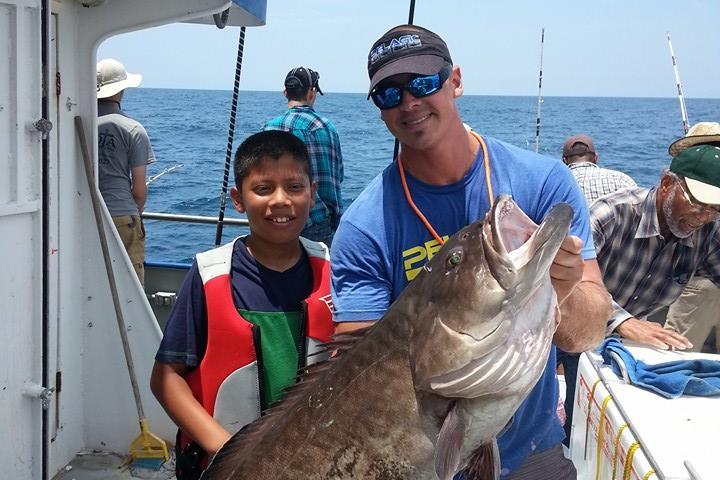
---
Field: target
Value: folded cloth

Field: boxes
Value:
[600,338,720,399]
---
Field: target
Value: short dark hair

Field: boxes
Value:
[233,130,311,188]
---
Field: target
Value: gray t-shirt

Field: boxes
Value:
[98,101,155,216]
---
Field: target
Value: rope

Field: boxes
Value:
[214,26,246,248]
[642,469,656,480]
[611,424,629,480]
[595,395,614,480]
[584,379,603,460]
[398,131,492,246]
[622,442,642,480]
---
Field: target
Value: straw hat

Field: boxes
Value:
[96,59,142,99]
[668,122,720,156]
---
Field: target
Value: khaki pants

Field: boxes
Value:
[665,277,720,353]
[112,215,145,285]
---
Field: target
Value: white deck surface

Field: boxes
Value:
[52,452,175,480]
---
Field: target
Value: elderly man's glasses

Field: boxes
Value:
[370,67,451,110]
[675,177,720,218]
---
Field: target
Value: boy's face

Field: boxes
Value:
[230,154,316,246]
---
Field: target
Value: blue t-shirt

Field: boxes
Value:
[330,136,595,476]
[156,238,312,367]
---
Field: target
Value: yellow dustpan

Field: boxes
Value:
[130,418,170,469]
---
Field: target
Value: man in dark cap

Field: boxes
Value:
[592,141,720,351]
[557,133,636,444]
[562,133,636,204]
[330,24,611,479]
[264,66,344,245]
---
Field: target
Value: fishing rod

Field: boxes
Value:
[391,0,417,166]
[146,163,183,186]
[534,27,545,153]
[666,31,689,134]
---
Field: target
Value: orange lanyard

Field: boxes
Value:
[397,130,493,246]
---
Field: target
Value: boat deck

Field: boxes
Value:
[52,452,175,480]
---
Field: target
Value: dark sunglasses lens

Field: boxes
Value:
[407,74,442,98]
[371,86,402,110]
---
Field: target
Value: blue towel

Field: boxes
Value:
[600,338,720,399]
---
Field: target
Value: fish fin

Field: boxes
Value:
[461,440,500,480]
[435,402,466,480]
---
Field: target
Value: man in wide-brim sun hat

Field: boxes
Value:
[96,58,154,285]
[663,122,720,353]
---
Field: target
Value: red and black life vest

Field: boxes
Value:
[176,237,333,476]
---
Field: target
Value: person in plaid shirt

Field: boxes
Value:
[663,123,720,353]
[264,66,344,246]
[592,143,720,350]
[562,134,636,204]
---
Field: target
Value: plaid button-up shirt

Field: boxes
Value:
[591,186,720,332]
[264,105,344,231]
[568,162,636,204]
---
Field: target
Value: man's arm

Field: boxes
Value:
[551,236,611,353]
[131,164,147,213]
[615,318,692,350]
[335,320,375,334]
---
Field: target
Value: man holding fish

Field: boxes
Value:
[330,24,612,479]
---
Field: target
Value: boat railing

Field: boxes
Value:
[142,211,249,227]
[140,212,249,327]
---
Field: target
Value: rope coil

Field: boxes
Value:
[214,26,246,247]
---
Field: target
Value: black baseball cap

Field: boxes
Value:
[284,67,323,95]
[367,24,452,95]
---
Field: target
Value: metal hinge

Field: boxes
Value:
[33,118,53,139]
[22,383,55,410]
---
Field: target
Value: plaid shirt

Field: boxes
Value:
[568,162,636,204]
[591,186,720,332]
[264,105,344,230]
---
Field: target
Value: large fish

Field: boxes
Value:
[201,195,572,480]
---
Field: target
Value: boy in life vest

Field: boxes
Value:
[150,130,335,480]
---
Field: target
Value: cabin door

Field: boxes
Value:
[0,0,49,479]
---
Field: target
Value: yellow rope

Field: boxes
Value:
[584,379,603,460]
[611,424,629,480]
[595,395,614,480]
[623,442,642,480]
[642,469,656,480]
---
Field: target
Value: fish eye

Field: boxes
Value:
[446,249,463,269]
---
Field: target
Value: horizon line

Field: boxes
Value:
[131,87,719,101]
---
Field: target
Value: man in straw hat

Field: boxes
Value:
[331,24,612,479]
[591,123,720,351]
[96,58,155,285]
[663,122,720,353]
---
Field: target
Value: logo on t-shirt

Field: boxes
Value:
[401,236,448,281]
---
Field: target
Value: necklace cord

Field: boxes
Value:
[397,130,493,246]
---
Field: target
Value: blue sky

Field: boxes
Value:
[98,0,719,98]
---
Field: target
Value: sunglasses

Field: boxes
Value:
[675,177,720,218]
[370,66,451,110]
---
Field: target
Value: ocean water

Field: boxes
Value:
[122,88,720,263]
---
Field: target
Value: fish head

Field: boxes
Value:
[409,195,573,399]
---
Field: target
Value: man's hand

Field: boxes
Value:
[616,317,693,350]
[550,235,584,305]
